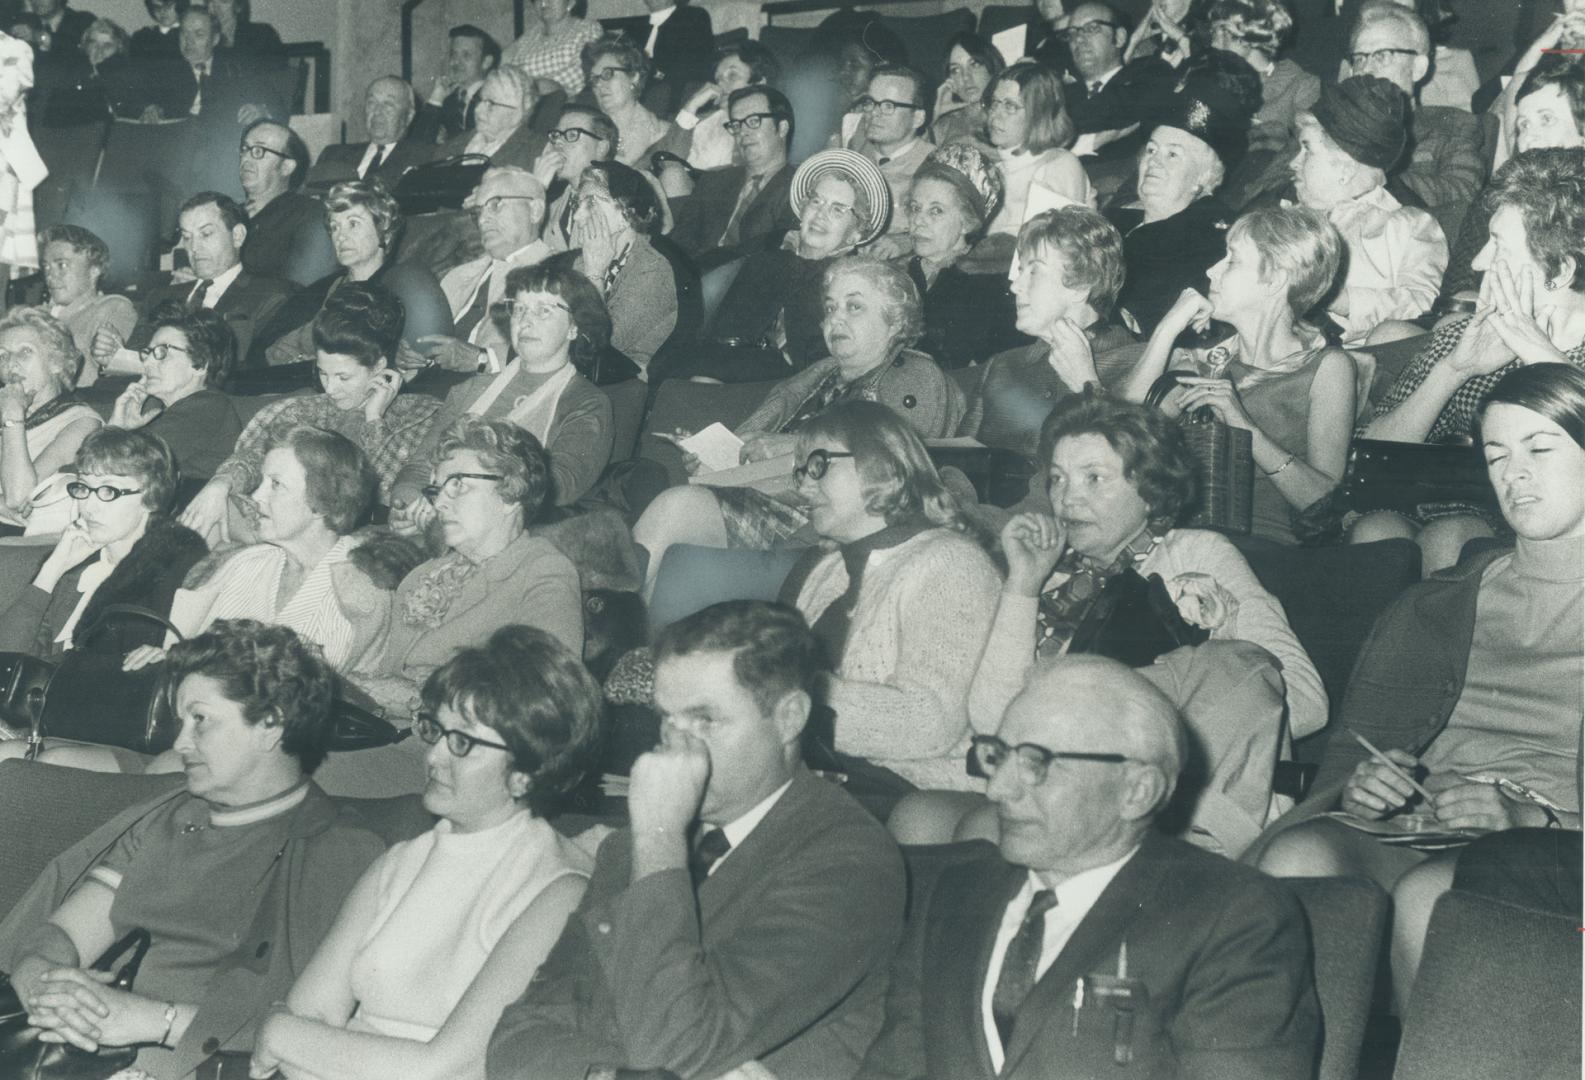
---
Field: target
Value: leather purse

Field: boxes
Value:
[1067,567,1210,669]
[1145,371,1254,535]
[1342,437,1499,517]
[0,928,152,1080]
[392,154,490,216]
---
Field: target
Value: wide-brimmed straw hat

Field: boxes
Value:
[790,148,892,247]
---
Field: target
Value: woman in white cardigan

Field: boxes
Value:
[775,399,1000,796]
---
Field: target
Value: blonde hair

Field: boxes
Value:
[794,400,963,530]
[1227,204,1344,315]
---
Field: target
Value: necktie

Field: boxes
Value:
[689,827,731,885]
[188,278,214,311]
[453,268,494,342]
[992,889,1058,1046]
[1088,80,1103,95]
[191,65,207,116]
[362,144,388,179]
[718,173,764,248]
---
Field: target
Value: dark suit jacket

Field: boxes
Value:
[1065,57,1176,138]
[41,6,95,55]
[307,138,431,187]
[856,834,1320,1080]
[129,267,293,369]
[643,3,714,116]
[241,190,338,288]
[668,162,797,266]
[487,768,907,1080]
[411,85,477,146]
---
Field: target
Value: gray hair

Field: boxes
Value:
[483,65,536,117]
[822,254,923,354]
[0,306,81,394]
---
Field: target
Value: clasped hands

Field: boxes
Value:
[1342,749,1546,833]
[17,963,169,1052]
[1448,259,1567,379]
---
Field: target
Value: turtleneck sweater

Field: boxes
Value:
[1419,534,1585,810]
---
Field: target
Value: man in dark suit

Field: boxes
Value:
[237,119,337,287]
[857,654,1320,1080]
[410,24,499,145]
[667,86,798,268]
[93,192,292,372]
[640,0,713,116]
[488,601,907,1080]
[25,0,92,57]
[308,76,431,187]
[1059,2,1175,158]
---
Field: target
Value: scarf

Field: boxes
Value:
[400,553,479,629]
[1034,527,1163,661]
[781,359,893,434]
[782,517,932,666]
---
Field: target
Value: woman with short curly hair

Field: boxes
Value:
[581,34,672,167]
[254,625,602,1080]
[357,415,583,714]
[0,305,103,524]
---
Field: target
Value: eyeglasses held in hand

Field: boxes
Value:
[67,481,145,502]
[139,343,191,363]
[794,448,854,482]
[723,111,777,134]
[414,713,511,757]
[421,472,504,504]
[966,734,1130,785]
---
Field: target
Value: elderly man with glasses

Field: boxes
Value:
[667,85,800,268]
[237,118,338,287]
[535,105,619,251]
[856,654,1320,1080]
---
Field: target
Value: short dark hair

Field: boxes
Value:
[1480,362,1585,451]
[74,427,179,515]
[433,416,549,519]
[312,281,406,365]
[728,85,795,145]
[449,23,501,70]
[1036,388,1198,529]
[503,261,611,371]
[270,425,377,534]
[241,119,310,191]
[943,30,1004,84]
[558,106,618,157]
[653,600,822,716]
[420,625,604,817]
[38,223,110,273]
[148,302,236,389]
[580,160,662,235]
[179,190,247,232]
[869,62,928,110]
[716,39,780,85]
[163,618,337,773]
[1519,53,1585,139]
[1484,147,1585,293]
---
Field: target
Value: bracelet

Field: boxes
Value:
[158,1002,178,1047]
[1262,452,1296,477]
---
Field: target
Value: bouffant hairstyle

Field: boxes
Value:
[270,425,377,535]
[579,160,663,235]
[1016,206,1127,319]
[794,399,964,531]
[1484,147,1585,293]
[653,600,822,717]
[325,178,404,252]
[0,306,80,396]
[581,35,651,93]
[420,625,604,817]
[312,281,406,366]
[503,261,612,371]
[433,416,550,520]
[162,618,337,773]
[148,302,236,389]
[74,427,179,515]
[1036,388,1198,530]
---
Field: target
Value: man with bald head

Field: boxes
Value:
[857,655,1319,1080]
[308,76,432,186]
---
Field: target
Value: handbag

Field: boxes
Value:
[1145,371,1254,535]
[392,154,490,216]
[0,928,152,1080]
[1067,567,1210,669]
[924,442,1037,508]
[1342,437,1499,517]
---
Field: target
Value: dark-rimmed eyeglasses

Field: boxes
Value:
[139,343,191,363]
[508,298,570,322]
[967,734,1131,785]
[239,143,291,161]
[854,97,918,116]
[67,481,144,502]
[414,713,510,757]
[1059,20,1120,41]
[589,67,635,84]
[1348,47,1421,68]
[421,472,504,504]
[469,194,540,219]
[549,126,601,144]
[724,111,777,134]
[794,448,854,482]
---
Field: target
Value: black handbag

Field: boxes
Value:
[1145,371,1255,535]
[925,442,1038,508]
[1342,437,1499,517]
[392,154,490,216]
[1067,567,1210,669]
[0,928,152,1080]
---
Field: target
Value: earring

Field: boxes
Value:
[1544,278,1562,292]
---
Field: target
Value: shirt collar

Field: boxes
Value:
[648,4,677,26]
[205,259,244,295]
[495,238,549,269]
[1089,66,1122,90]
[1027,842,1141,907]
[712,777,793,851]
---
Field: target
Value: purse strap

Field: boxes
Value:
[92,928,152,991]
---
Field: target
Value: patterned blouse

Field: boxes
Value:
[1368,316,1585,443]
[502,18,603,97]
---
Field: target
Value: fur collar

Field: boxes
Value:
[73,518,208,645]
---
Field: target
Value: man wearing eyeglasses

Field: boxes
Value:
[419,167,551,374]
[236,118,338,287]
[857,654,1318,1080]
[308,76,431,188]
[488,600,906,1080]
[96,192,291,373]
[1345,4,1484,264]
[847,65,933,257]
[411,24,500,146]
[668,86,799,268]
[534,105,618,252]
[1058,3,1175,162]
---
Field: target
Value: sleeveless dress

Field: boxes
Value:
[198,534,361,665]
[346,813,593,1046]
[18,399,105,534]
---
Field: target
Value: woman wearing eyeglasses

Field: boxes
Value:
[983,61,1092,238]
[251,625,601,1080]
[582,36,673,169]
[0,306,103,531]
[357,417,582,716]
[393,264,614,521]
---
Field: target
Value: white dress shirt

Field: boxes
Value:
[356,142,395,178]
[702,777,793,877]
[643,4,676,56]
[981,847,1140,1070]
[1070,65,1123,158]
[194,260,243,309]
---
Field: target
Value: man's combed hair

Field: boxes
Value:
[654,600,823,716]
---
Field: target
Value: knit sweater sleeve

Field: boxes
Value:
[966,590,1041,735]
[822,535,1003,762]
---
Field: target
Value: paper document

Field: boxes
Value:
[680,422,745,473]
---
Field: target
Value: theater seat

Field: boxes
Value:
[1393,889,1581,1080]
[873,8,977,81]
[647,542,806,636]
[1286,876,1390,1080]
[637,376,780,485]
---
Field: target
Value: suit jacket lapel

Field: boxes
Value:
[955,863,1025,1079]
[1000,835,1169,1075]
